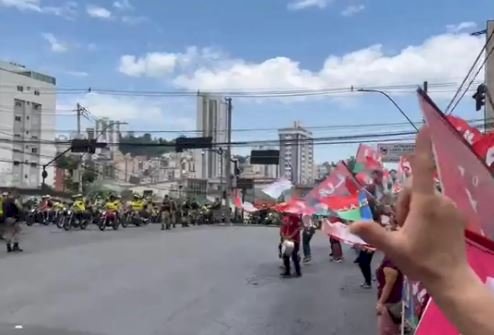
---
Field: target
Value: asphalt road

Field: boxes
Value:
[0,224,377,335]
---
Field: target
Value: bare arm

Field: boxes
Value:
[426,266,494,335]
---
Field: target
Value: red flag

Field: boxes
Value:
[356,144,383,171]
[273,198,313,215]
[447,115,483,145]
[473,132,494,171]
[305,161,359,203]
[416,241,494,334]
[416,91,494,334]
[233,189,242,209]
[319,194,359,212]
[420,91,494,239]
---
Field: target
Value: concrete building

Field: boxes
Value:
[194,94,230,180]
[93,117,122,179]
[278,121,314,185]
[0,61,57,188]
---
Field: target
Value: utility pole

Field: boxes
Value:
[225,97,233,224]
[485,20,494,131]
[76,103,84,193]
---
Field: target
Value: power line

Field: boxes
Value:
[0,81,482,98]
[445,29,494,114]
[447,41,494,115]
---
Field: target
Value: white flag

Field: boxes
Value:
[262,178,293,199]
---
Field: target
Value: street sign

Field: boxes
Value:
[377,143,416,162]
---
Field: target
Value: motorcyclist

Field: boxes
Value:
[105,194,121,215]
[71,194,86,223]
[129,194,146,224]
[39,195,54,223]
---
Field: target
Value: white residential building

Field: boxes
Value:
[279,121,314,185]
[194,93,230,180]
[0,61,57,188]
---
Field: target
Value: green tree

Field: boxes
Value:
[119,133,175,157]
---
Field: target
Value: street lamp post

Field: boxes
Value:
[357,88,419,131]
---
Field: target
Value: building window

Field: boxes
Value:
[26,116,30,120]
[26,131,29,135]
[15,101,22,107]
[13,161,20,166]
[15,116,22,122]
[16,85,23,92]
[31,163,37,167]
[31,148,38,154]
[31,135,38,140]
[25,174,28,179]
[14,134,21,138]
[34,90,40,96]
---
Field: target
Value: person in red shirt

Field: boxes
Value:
[280,213,302,277]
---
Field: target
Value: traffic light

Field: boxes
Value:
[250,150,279,165]
[70,139,107,153]
[473,84,487,111]
[175,137,212,153]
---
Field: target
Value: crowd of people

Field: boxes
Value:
[276,128,494,335]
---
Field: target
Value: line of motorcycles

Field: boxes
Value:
[24,207,152,231]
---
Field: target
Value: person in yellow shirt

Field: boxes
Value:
[130,194,145,213]
[105,194,121,213]
[72,194,86,212]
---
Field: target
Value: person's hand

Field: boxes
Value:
[350,127,470,292]
[376,302,386,316]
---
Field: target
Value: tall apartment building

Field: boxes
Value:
[278,121,314,185]
[0,61,56,188]
[194,93,230,180]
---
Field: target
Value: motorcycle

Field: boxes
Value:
[98,211,119,231]
[121,210,144,228]
[25,208,37,226]
[59,210,88,231]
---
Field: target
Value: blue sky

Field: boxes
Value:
[1,0,493,163]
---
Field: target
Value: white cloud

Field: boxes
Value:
[119,33,484,97]
[119,53,178,77]
[41,33,68,53]
[86,5,112,19]
[66,70,89,77]
[0,0,77,18]
[113,0,132,10]
[446,21,477,33]
[341,4,365,17]
[118,47,224,78]
[0,0,40,11]
[287,0,332,10]
[43,1,77,19]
